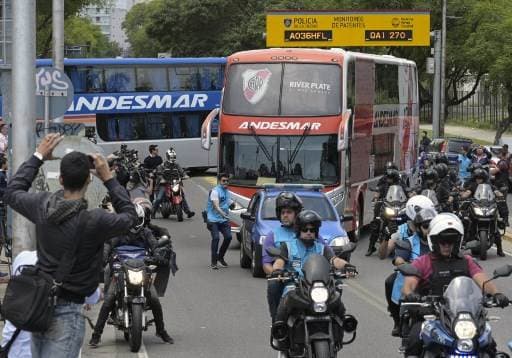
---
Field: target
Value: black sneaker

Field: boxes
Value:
[218,258,228,267]
[211,263,219,270]
[156,330,174,344]
[391,322,400,337]
[187,211,195,218]
[89,334,101,348]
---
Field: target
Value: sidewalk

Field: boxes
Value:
[419,123,512,144]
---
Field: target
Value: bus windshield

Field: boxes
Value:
[223,63,341,116]
[220,134,339,186]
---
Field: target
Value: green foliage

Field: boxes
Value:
[64,17,120,57]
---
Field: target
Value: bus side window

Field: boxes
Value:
[375,63,399,104]
[346,60,355,109]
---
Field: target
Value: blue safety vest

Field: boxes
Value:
[391,234,421,304]
[458,154,471,180]
[285,239,325,276]
[398,223,413,240]
[206,185,230,223]
[273,226,296,247]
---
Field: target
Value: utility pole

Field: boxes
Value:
[11,0,36,255]
[432,30,442,138]
[440,0,447,137]
[52,0,64,127]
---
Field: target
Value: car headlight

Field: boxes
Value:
[330,236,350,247]
[383,207,396,218]
[310,283,329,303]
[127,270,144,285]
[454,319,477,340]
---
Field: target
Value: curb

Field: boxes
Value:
[503,230,512,243]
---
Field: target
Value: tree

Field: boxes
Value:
[64,16,121,57]
[36,0,106,57]
[123,2,162,57]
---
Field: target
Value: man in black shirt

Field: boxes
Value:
[144,145,163,171]
[4,133,137,357]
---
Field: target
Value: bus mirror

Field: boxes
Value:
[201,108,219,150]
[337,109,352,151]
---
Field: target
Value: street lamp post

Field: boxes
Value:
[440,0,447,137]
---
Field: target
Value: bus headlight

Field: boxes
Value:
[310,283,329,303]
[454,319,477,340]
[127,270,144,285]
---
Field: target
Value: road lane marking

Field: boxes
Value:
[344,280,389,315]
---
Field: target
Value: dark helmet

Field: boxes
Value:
[434,163,448,179]
[473,168,488,181]
[497,159,509,172]
[275,192,303,218]
[468,162,483,173]
[294,210,322,236]
[424,168,439,182]
[435,154,449,165]
[385,168,400,182]
[385,161,398,171]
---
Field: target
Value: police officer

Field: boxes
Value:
[433,163,454,212]
[271,210,353,327]
[89,203,174,347]
[401,213,509,356]
[262,192,303,322]
[367,164,409,256]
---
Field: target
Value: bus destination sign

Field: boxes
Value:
[266,11,430,47]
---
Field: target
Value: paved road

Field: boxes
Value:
[81,174,512,357]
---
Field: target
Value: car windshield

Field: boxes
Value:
[443,276,483,318]
[447,140,472,154]
[223,63,341,116]
[220,134,339,186]
[261,195,337,221]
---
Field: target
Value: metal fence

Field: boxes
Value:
[420,88,509,126]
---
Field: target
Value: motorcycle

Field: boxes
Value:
[109,238,169,352]
[461,184,500,260]
[420,189,440,212]
[158,168,185,221]
[371,185,408,247]
[397,263,512,358]
[267,246,358,358]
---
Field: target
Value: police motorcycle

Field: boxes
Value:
[157,167,185,221]
[109,237,170,352]
[460,184,500,261]
[420,189,440,212]
[267,246,358,358]
[372,185,408,245]
[397,263,512,358]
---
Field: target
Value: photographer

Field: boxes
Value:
[4,133,137,358]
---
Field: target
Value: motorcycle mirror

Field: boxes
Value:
[493,264,512,279]
[337,242,357,254]
[157,236,170,248]
[396,263,421,277]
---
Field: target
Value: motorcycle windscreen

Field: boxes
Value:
[443,276,483,318]
[421,189,439,206]
[385,185,407,204]
[302,254,331,285]
[473,184,495,203]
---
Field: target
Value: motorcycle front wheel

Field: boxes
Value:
[313,340,331,358]
[176,204,183,222]
[160,201,171,219]
[479,230,488,261]
[129,304,143,352]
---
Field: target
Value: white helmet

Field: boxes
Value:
[130,203,145,233]
[166,148,177,163]
[405,195,435,221]
[427,213,464,253]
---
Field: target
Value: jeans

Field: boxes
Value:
[31,303,85,358]
[210,221,232,264]
[267,280,285,322]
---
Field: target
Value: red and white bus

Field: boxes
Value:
[201,48,418,239]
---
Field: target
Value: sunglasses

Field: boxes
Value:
[301,227,316,233]
[221,179,229,183]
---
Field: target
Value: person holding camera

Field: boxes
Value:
[205,172,234,270]
[3,133,137,358]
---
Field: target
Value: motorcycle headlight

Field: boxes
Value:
[383,207,396,219]
[126,270,144,285]
[457,339,474,353]
[472,206,484,216]
[172,184,180,192]
[310,283,329,303]
[454,319,477,340]
[330,236,350,247]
